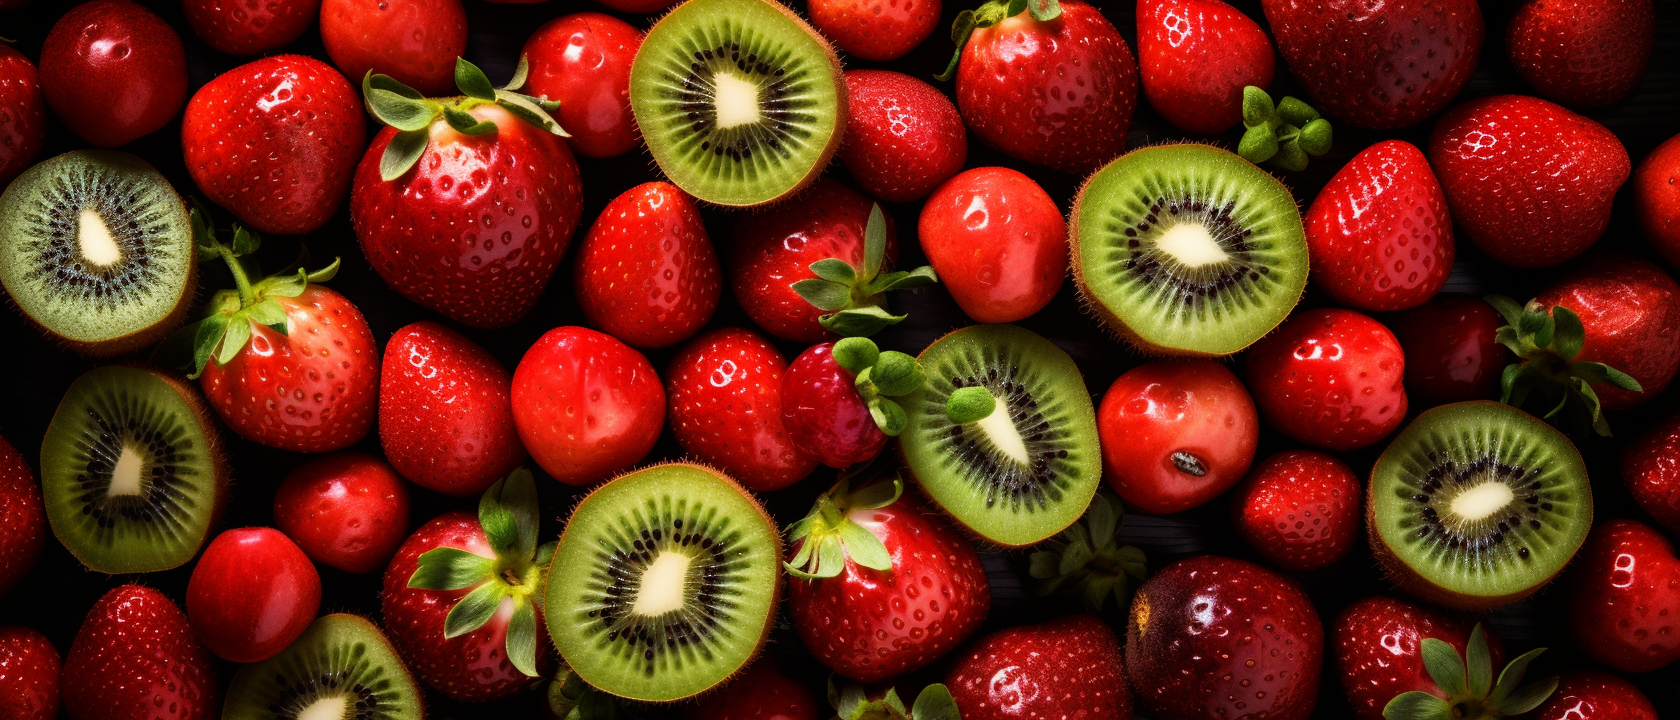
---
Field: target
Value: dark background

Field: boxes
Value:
[2,0,1679,717]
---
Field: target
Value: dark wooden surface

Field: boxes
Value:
[2,0,1678,718]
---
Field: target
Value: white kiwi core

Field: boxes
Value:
[633,551,691,616]
[295,695,350,720]
[974,395,1030,465]
[712,72,761,129]
[77,207,122,268]
[107,444,145,497]
[1450,481,1515,522]
[1155,223,1229,268]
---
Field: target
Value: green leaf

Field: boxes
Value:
[869,352,924,397]
[484,468,539,558]
[1298,118,1332,156]
[443,582,504,638]
[1382,691,1452,720]
[863,204,888,281]
[793,278,854,312]
[1500,363,1521,403]
[1548,305,1586,360]
[1532,308,1556,349]
[534,540,556,570]
[504,53,531,91]
[216,318,252,366]
[366,71,424,100]
[810,258,858,284]
[245,298,287,329]
[1488,647,1546,705]
[190,313,231,376]
[380,128,431,181]
[833,679,867,720]
[1270,140,1309,172]
[873,265,940,293]
[1087,494,1118,549]
[848,478,902,510]
[443,105,497,135]
[1570,362,1643,392]
[1483,295,1525,327]
[506,601,539,677]
[478,479,520,558]
[1465,625,1493,698]
[1419,638,1466,697]
[305,256,341,284]
[815,535,845,578]
[409,547,496,590]
[871,398,908,436]
[1276,95,1320,125]
[496,89,569,136]
[263,269,308,299]
[1081,575,1117,611]
[231,225,261,256]
[946,386,997,424]
[1518,302,1549,338]
[833,337,880,375]
[911,684,960,720]
[1058,538,1092,575]
[455,57,498,100]
[1238,123,1279,164]
[935,9,981,82]
[365,87,438,131]
[822,306,906,337]
[1494,325,1526,357]
[1500,678,1559,715]
[1241,85,1275,127]
[1028,551,1059,578]
[836,520,892,571]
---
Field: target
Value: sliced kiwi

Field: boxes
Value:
[630,0,845,207]
[1368,401,1592,610]
[899,324,1101,547]
[0,150,194,356]
[40,365,225,574]
[224,614,423,720]
[1071,143,1308,356]
[545,463,781,703]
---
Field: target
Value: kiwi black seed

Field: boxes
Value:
[223,614,423,720]
[545,463,781,702]
[40,365,226,575]
[899,324,1101,547]
[1368,401,1593,610]
[1071,143,1308,356]
[630,0,845,207]
[0,150,194,356]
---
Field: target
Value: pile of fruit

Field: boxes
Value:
[1,0,1678,718]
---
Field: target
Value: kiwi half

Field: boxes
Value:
[0,150,194,356]
[899,324,1101,547]
[1368,401,1592,610]
[630,0,845,207]
[223,614,423,720]
[40,365,226,574]
[1071,143,1308,356]
[545,463,781,702]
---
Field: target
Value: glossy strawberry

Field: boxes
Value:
[1521,671,1658,720]
[1262,0,1482,129]
[685,662,819,720]
[1097,360,1259,515]
[1563,519,1680,673]
[1427,95,1629,268]
[1334,597,1490,720]
[1637,132,1680,267]
[1245,308,1408,451]
[665,328,818,492]
[319,0,466,95]
[1622,412,1680,534]
[839,70,967,203]
[274,453,411,574]
[575,182,720,349]
[38,0,188,148]
[1535,255,1680,410]
[918,167,1066,323]
[1389,294,1509,406]
[186,527,321,664]
[1507,0,1654,109]
[945,615,1131,720]
[1232,450,1360,571]
[511,326,665,485]
[380,322,525,495]
[781,339,921,469]
[810,0,939,62]
[183,0,320,56]
[0,626,58,720]
[593,0,678,10]
[1305,140,1454,311]
[183,55,365,235]
[62,585,217,720]
[1137,0,1274,135]
[0,44,45,188]
[521,12,643,158]
[0,434,43,596]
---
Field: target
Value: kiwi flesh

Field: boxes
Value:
[0,150,195,356]
[545,462,782,702]
[630,0,846,207]
[40,365,226,575]
[223,614,423,720]
[899,324,1101,547]
[1071,143,1308,356]
[1368,401,1592,610]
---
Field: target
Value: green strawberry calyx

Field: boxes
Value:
[363,55,568,181]
[407,468,555,678]
[936,0,1062,82]
[547,665,624,720]
[784,475,903,579]
[833,336,926,436]
[831,677,962,720]
[1383,624,1555,720]
[1486,295,1642,436]
[1238,86,1333,172]
[1028,491,1147,612]
[792,203,938,338]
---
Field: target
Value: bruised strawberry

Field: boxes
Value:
[1507,0,1654,109]
[61,585,217,720]
[574,182,720,349]
[380,322,525,496]
[665,328,818,491]
[1304,140,1454,312]
[1137,0,1274,135]
[945,615,1131,720]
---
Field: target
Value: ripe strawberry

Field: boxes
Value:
[839,70,967,203]
[575,182,720,349]
[1388,293,1510,406]
[62,585,217,720]
[1427,95,1629,268]
[1262,0,1482,129]
[1137,0,1275,135]
[783,338,923,469]
[1305,140,1454,311]
[511,326,665,485]
[38,0,188,148]
[380,322,525,496]
[1622,412,1680,534]
[943,0,1137,174]
[809,0,940,61]
[274,453,411,574]
[0,434,43,596]
[918,167,1066,324]
[1507,0,1654,109]
[382,471,554,702]
[319,0,466,95]
[1563,519,1680,673]
[1522,670,1658,720]
[185,527,321,663]
[786,477,989,681]
[1637,132,1680,267]
[183,0,319,56]
[945,615,1130,720]
[1231,450,1360,571]
[351,58,584,328]
[665,328,818,492]
[0,44,46,188]
[685,661,819,720]
[0,625,58,720]
[1244,308,1409,451]
[1534,255,1680,410]
[1127,555,1322,720]
[521,12,643,158]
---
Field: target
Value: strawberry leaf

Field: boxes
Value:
[1500,678,1560,716]
[381,128,431,181]
[1488,647,1546,706]
[1465,625,1493,698]
[481,469,540,558]
[1298,119,1333,156]
[810,258,858,284]
[1382,691,1452,720]
[848,477,903,510]
[364,72,439,132]
[231,224,261,256]
[409,547,496,591]
[1419,638,1467,697]
[1238,123,1279,164]
[909,684,960,720]
[455,57,498,101]
[862,204,888,281]
[245,298,288,331]
[835,520,891,571]
[1552,306,1587,360]
[216,319,251,366]
[821,307,908,337]
[504,54,531,92]
[866,351,924,397]
[506,602,539,677]
[1483,295,1525,327]
[190,313,231,377]
[869,398,908,436]
[946,386,997,424]
[832,337,881,375]
[1493,298,1641,436]
[792,278,854,311]
[442,105,497,136]
[443,582,504,638]
[496,89,570,137]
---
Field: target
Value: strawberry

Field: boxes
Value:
[1389,293,1510,406]
[183,0,319,56]
[945,615,1130,720]
[1304,140,1454,312]
[1126,555,1322,720]
[1262,0,1483,129]
[38,0,188,148]
[1136,0,1275,135]
[1533,255,1680,410]
[382,470,555,702]
[1506,0,1654,109]
[352,58,584,328]
[665,328,818,492]
[574,181,721,349]
[785,476,989,681]
[0,625,58,720]
[0,43,46,188]
[1427,95,1629,268]
[1622,411,1680,534]
[839,70,967,203]
[511,326,665,485]
[1244,308,1409,451]
[941,0,1137,174]
[828,684,962,720]
[685,661,819,720]
[380,321,526,496]
[809,0,940,62]
[0,434,43,596]
[1231,450,1361,571]
[1563,519,1680,673]
[61,585,218,720]
[783,337,924,469]
[1637,132,1680,267]
[1521,670,1658,720]
[182,55,364,236]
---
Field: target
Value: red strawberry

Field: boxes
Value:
[839,70,967,203]
[1622,411,1680,534]
[511,326,665,485]
[1637,133,1680,267]
[319,0,466,95]
[1231,450,1361,571]
[1521,670,1658,720]
[62,585,217,720]
[1507,0,1654,109]
[382,471,554,702]
[183,0,319,56]
[380,321,526,496]
[1388,293,1510,406]
[575,182,720,349]
[786,477,989,681]
[1305,140,1454,311]
[918,167,1067,324]
[521,12,643,159]
[0,44,46,188]
[274,453,411,574]
[1534,255,1680,410]
[1137,0,1275,135]
[38,0,188,148]
[351,58,584,328]
[685,661,819,720]
[1564,519,1680,673]
[943,0,1137,174]
[809,0,940,62]
[665,328,818,492]
[945,615,1131,720]
[1262,0,1482,129]
[182,55,364,236]
[1427,95,1629,268]
[0,625,58,720]
[0,434,43,596]
[782,338,923,470]
[1244,308,1409,451]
